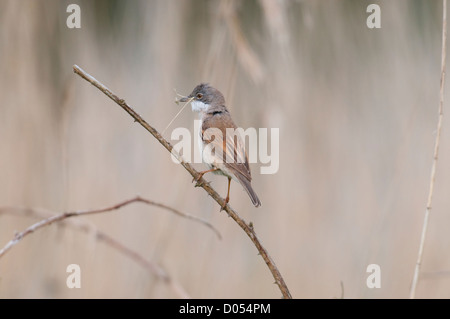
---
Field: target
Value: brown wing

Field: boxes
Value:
[201,112,252,181]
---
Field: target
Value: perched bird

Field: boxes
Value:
[179,83,261,209]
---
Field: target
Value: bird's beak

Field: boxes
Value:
[179,96,190,103]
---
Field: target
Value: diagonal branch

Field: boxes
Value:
[73,64,292,298]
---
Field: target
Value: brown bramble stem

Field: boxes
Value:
[72,64,292,298]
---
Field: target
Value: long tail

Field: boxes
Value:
[236,175,261,207]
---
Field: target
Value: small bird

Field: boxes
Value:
[179,83,261,209]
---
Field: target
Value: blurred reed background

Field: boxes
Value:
[1,0,449,298]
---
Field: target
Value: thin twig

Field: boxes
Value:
[0,196,220,259]
[0,205,189,298]
[73,64,292,298]
[410,0,447,299]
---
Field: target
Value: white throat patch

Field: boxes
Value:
[191,100,210,112]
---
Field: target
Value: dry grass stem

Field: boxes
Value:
[162,96,193,135]
[409,0,447,299]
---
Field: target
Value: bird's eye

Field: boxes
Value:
[196,93,203,99]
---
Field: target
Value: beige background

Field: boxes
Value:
[1,0,449,298]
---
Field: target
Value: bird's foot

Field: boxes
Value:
[195,179,211,187]
[193,173,209,187]
[220,196,230,211]
[192,172,205,185]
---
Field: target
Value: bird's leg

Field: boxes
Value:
[220,176,232,211]
[193,167,218,187]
